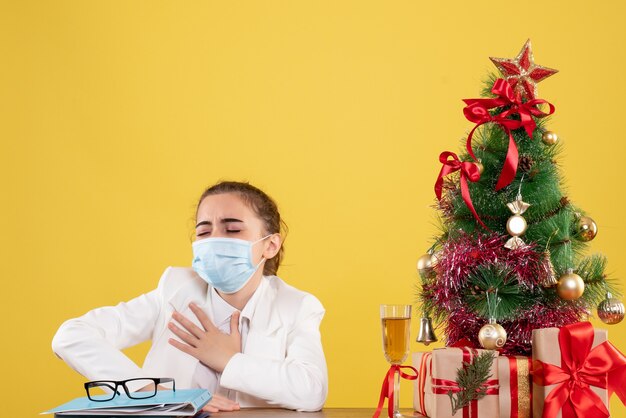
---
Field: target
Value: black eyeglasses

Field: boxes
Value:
[84,378,176,402]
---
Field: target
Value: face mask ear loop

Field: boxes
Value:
[249,232,273,269]
[253,233,274,244]
[256,256,266,271]
[250,233,275,265]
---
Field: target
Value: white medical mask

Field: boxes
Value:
[191,234,272,294]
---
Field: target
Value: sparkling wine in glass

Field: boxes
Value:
[380,304,412,417]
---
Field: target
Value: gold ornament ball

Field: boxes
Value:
[506,214,528,237]
[597,293,625,325]
[542,131,559,145]
[556,272,585,300]
[478,322,507,350]
[576,216,598,242]
[417,253,437,278]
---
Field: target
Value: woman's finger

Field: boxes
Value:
[210,394,238,405]
[210,395,240,411]
[229,311,241,338]
[201,395,240,412]
[172,311,205,339]
[168,322,198,347]
[189,303,218,333]
[202,404,219,413]
[218,402,240,411]
[168,338,196,356]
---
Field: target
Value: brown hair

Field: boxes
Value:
[196,181,287,276]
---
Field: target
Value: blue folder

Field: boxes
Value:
[42,389,212,417]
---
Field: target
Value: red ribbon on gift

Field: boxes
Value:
[431,347,499,418]
[508,357,528,418]
[432,378,499,418]
[533,322,626,418]
[502,356,533,418]
[451,338,476,348]
[463,78,555,191]
[435,151,486,229]
[373,364,418,418]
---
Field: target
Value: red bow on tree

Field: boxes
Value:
[435,151,486,229]
[533,322,626,418]
[463,78,555,190]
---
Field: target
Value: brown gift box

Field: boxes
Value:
[427,347,499,418]
[531,326,608,418]
[413,352,435,417]
[497,356,532,418]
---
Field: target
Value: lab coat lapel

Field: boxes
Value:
[250,280,282,336]
[243,280,284,361]
[155,327,200,388]
[169,279,214,329]
[154,280,212,388]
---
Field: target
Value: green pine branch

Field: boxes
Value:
[448,351,496,415]
[463,264,533,321]
[576,254,621,305]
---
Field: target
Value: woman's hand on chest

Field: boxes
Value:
[167,302,241,372]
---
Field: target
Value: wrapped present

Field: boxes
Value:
[429,347,499,418]
[497,356,532,418]
[532,322,626,418]
[413,352,434,417]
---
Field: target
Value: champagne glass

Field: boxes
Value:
[380,304,412,418]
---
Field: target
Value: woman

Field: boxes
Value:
[52,181,328,412]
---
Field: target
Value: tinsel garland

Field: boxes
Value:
[422,232,585,355]
[443,304,581,355]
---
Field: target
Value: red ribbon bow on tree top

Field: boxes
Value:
[373,365,418,418]
[435,151,486,229]
[463,78,555,191]
[533,322,626,418]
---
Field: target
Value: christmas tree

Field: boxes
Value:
[417,40,625,355]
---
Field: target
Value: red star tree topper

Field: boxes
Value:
[489,39,558,100]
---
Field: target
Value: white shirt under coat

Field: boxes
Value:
[51,267,328,411]
[190,280,262,398]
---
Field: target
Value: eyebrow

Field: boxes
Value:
[195,218,244,228]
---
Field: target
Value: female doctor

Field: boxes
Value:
[52,181,328,412]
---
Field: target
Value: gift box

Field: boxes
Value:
[497,356,532,418]
[413,352,434,417]
[531,322,626,418]
[414,347,499,418]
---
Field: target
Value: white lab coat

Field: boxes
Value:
[51,267,328,411]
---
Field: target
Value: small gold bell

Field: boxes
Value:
[541,250,558,287]
[416,316,438,345]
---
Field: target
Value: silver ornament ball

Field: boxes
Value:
[597,293,625,325]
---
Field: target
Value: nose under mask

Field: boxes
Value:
[191,234,272,294]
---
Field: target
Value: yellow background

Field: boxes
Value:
[2,1,626,416]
